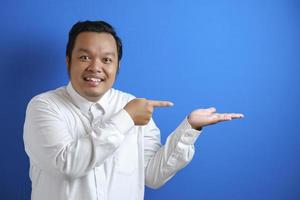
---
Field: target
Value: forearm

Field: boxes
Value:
[145,118,201,188]
[24,98,134,179]
[56,109,134,178]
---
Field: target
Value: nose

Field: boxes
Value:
[87,58,103,73]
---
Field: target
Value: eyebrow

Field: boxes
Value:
[104,52,116,57]
[77,48,91,53]
[77,48,116,57]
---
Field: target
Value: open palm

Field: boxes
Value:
[187,107,244,130]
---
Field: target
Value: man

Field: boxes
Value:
[23,20,244,200]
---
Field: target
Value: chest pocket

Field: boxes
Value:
[114,132,139,175]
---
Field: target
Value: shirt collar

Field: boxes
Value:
[66,82,110,115]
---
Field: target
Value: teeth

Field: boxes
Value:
[85,77,102,82]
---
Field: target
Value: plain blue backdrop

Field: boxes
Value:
[1,0,299,199]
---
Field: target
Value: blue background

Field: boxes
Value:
[1,0,300,199]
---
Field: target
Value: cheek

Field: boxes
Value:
[106,65,118,77]
[70,64,84,77]
[69,67,77,78]
[70,69,83,85]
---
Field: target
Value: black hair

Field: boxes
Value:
[66,20,123,62]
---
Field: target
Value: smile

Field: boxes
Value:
[84,77,102,82]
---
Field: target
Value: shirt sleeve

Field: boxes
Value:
[144,117,201,189]
[23,96,134,179]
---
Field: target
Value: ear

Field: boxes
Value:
[66,56,70,71]
[66,56,71,77]
[117,61,121,75]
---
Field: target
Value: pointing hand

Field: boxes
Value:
[124,98,173,125]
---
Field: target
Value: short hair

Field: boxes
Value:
[66,20,123,63]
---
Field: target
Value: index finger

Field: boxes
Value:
[148,100,174,107]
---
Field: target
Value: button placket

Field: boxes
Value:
[89,104,106,200]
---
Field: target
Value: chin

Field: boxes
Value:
[84,91,105,101]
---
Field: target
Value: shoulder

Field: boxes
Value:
[108,88,136,103]
[26,86,69,111]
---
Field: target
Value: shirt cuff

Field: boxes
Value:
[177,117,202,145]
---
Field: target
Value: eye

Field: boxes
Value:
[79,55,90,61]
[103,57,113,64]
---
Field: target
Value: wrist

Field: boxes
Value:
[187,115,202,131]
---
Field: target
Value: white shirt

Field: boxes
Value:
[23,83,201,200]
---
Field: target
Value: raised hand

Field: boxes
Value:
[124,98,173,125]
[187,107,244,130]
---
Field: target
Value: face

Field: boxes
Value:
[67,32,119,102]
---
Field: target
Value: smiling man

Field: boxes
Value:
[23,20,244,200]
[67,31,118,102]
